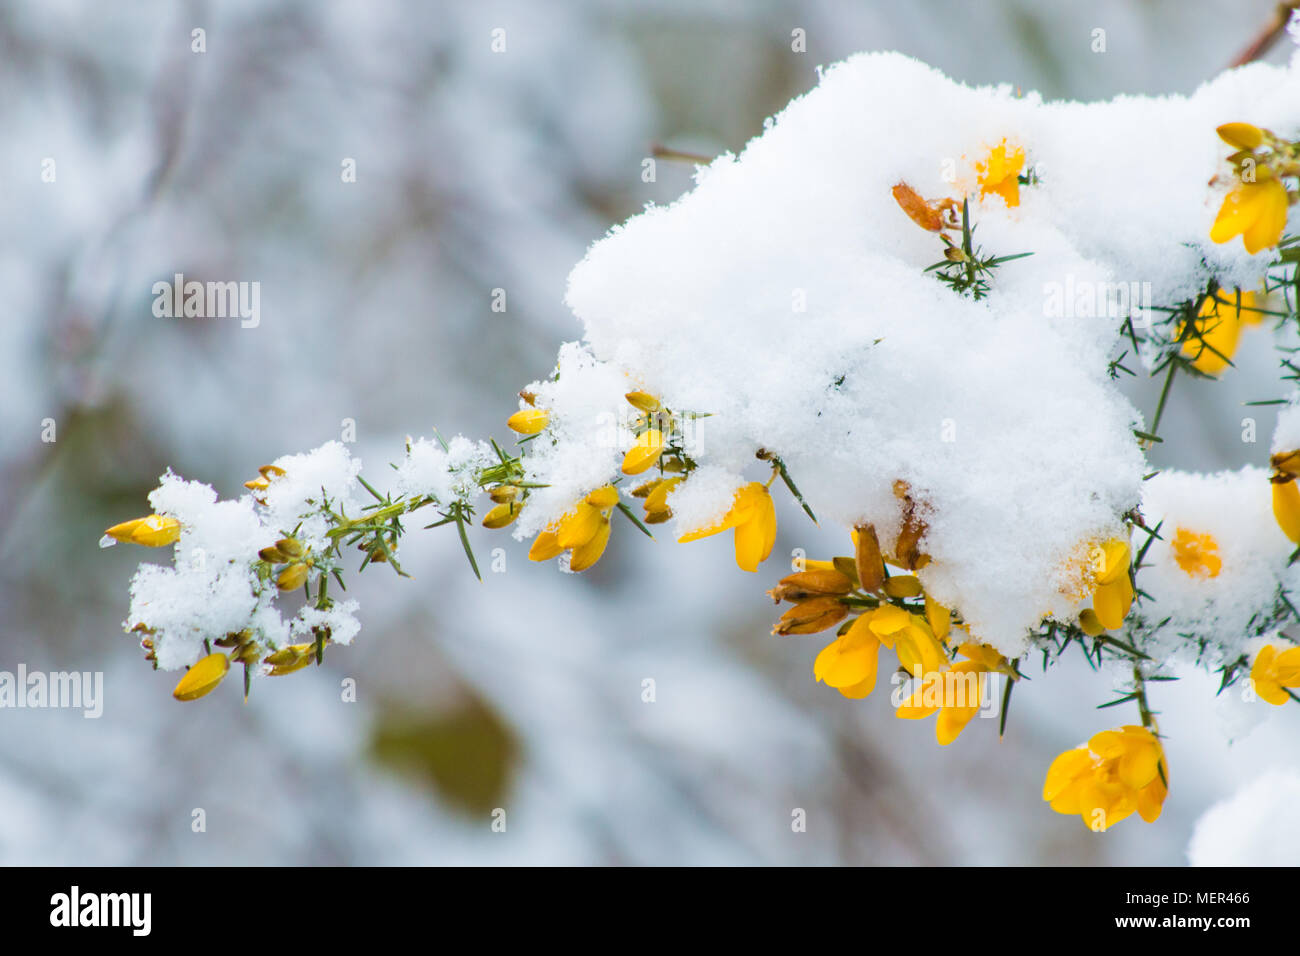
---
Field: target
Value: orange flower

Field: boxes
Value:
[976,141,1026,208]
[1169,528,1221,579]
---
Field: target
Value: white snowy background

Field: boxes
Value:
[0,0,1295,864]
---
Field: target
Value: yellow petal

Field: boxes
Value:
[1210,185,1259,244]
[528,529,564,562]
[1094,539,1131,585]
[568,518,611,572]
[1118,743,1161,790]
[935,702,979,745]
[621,430,665,475]
[1273,480,1300,544]
[732,486,776,572]
[814,618,881,690]
[925,594,951,641]
[1043,747,1093,801]
[173,653,231,701]
[1242,179,1289,254]
[677,484,749,543]
[644,476,683,514]
[557,503,602,549]
[1270,646,1300,684]
[584,485,620,511]
[1092,578,1130,630]
[1137,774,1167,823]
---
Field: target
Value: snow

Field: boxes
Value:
[124,444,369,671]
[393,435,494,504]
[1188,769,1300,865]
[554,50,1299,654]
[1129,468,1300,666]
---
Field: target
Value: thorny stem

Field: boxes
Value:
[1147,359,1178,444]
[1132,664,1159,736]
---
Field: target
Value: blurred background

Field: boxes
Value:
[1,0,1296,865]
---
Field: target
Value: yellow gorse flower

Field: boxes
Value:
[637,475,682,524]
[1210,180,1289,254]
[103,514,181,547]
[976,140,1026,208]
[621,428,665,475]
[813,604,946,700]
[1249,643,1300,705]
[1178,290,1259,376]
[896,642,1006,746]
[1209,122,1293,254]
[1080,538,1133,633]
[528,485,619,571]
[1170,527,1221,579]
[1043,725,1167,830]
[678,481,776,572]
[172,652,231,702]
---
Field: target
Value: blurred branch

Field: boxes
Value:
[1228,1,1300,67]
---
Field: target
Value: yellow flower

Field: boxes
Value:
[1250,643,1300,705]
[172,652,231,702]
[621,429,665,475]
[1210,179,1289,255]
[678,481,776,572]
[1272,473,1300,544]
[1170,528,1221,579]
[264,642,316,676]
[506,407,550,435]
[1178,290,1258,375]
[1087,538,1133,631]
[976,140,1026,208]
[814,605,946,701]
[640,476,682,524]
[896,642,1004,745]
[1043,725,1167,829]
[103,514,181,547]
[528,485,619,571]
[813,612,887,700]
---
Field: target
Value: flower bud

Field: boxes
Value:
[774,597,849,635]
[104,514,181,547]
[172,653,231,701]
[1216,122,1264,151]
[769,568,854,603]
[507,408,550,435]
[482,501,520,529]
[625,391,662,413]
[277,562,310,591]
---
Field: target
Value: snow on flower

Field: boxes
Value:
[101,48,1300,833]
